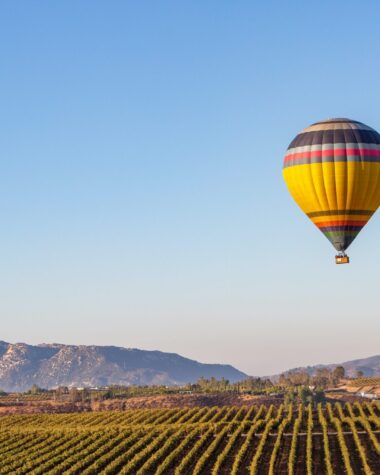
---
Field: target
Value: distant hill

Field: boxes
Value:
[281,354,380,378]
[0,341,247,392]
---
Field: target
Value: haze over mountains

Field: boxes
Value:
[284,354,380,379]
[1,341,379,392]
[0,341,247,392]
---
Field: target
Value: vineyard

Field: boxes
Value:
[0,402,379,474]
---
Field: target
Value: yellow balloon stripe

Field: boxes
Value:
[283,162,380,216]
[283,161,380,251]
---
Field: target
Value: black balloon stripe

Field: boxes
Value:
[288,129,380,149]
[283,156,380,168]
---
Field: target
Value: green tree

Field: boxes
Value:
[298,386,312,404]
[313,368,331,388]
[314,387,325,403]
[332,366,345,384]
[69,387,81,403]
[29,384,42,395]
[284,388,297,404]
[81,388,90,402]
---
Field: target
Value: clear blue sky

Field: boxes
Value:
[1,1,380,375]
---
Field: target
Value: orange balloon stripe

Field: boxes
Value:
[314,220,368,228]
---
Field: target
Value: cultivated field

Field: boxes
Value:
[0,402,379,474]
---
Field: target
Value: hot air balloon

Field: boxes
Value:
[283,118,380,264]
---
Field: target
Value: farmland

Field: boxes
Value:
[0,402,379,474]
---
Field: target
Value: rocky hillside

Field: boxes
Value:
[0,341,247,392]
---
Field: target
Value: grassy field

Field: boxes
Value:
[0,402,379,474]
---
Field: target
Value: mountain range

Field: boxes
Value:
[0,341,247,392]
[1,340,379,392]
[282,354,380,378]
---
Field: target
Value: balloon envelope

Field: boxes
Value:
[283,118,380,252]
